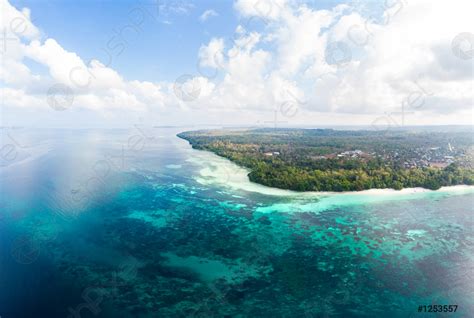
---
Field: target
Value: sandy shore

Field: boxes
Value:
[186,147,474,199]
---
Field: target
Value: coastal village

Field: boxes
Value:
[264,143,471,169]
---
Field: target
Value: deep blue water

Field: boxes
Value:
[0,128,473,317]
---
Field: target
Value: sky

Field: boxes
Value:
[0,0,473,128]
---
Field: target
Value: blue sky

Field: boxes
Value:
[11,0,241,81]
[1,0,472,128]
[11,0,352,81]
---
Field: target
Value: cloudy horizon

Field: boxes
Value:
[1,0,473,129]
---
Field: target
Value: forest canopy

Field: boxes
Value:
[178,128,474,192]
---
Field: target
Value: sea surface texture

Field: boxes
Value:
[0,128,473,317]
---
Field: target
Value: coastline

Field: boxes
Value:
[184,143,474,198]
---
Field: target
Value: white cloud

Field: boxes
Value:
[198,38,225,69]
[234,0,288,21]
[273,6,334,76]
[157,0,195,24]
[0,1,170,117]
[0,87,44,108]
[230,0,473,124]
[199,9,218,22]
[1,0,473,127]
[308,0,474,118]
[0,0,40,40]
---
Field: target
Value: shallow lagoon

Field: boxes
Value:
[1,128,473,317]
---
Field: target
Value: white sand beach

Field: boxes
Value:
[186,148,474,210]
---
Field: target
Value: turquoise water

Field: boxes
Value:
[0,128,473,317]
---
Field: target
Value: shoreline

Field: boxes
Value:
[183,142,474,198]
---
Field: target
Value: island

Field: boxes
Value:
[178,128,474,192]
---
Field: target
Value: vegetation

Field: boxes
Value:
[178,128,474,192]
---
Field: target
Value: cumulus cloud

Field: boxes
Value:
[1,0,473,127]
[0,0,40,40]
[0,0,170,116]
[309,0,474,117]
[198,38,225,69]
[227,0,473,123]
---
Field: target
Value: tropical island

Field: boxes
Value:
[178,128,474,192]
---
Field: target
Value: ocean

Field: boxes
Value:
[0,128,472,317]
